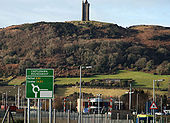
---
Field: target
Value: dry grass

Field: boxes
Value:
[55,87,169,98]
[55,87,129,97]
[8,76,25,85]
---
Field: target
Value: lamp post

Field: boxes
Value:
[79,66,92,123]
[152,79,164,123]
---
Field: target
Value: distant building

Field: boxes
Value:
[76,97,121,113]
[82,0,90,21]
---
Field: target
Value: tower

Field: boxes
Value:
[82,0,90,21]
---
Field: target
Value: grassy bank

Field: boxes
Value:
[55,70,170,89]
[7,70,170,89]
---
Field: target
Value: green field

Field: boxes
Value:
[3,70,170,97]
[7,70,170,89]
[55,70,170,89]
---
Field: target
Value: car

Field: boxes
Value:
[155,112,164,115]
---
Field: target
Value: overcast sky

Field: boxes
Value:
[0,0,170,28]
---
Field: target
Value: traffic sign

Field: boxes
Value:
[26,69,54,99]
[150,101,158,109]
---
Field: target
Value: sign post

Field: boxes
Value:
[150,101,158,123]
[26,69,54,123]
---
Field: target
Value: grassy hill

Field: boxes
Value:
[0,21,169,78]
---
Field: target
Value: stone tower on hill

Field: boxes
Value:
[82,0,90,21]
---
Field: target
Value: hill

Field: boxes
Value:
[0,21,170,77]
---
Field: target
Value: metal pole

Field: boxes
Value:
[7,110,10,123]
[64,97,66,113]
[127,114,129,123]
[23,90,25,107]
[45,99,46,111]
[153,80,155,123]
[70,101,72,112]
[98,95,100,123]
[117,113,119,123]
[67,110,70,123]
[49,99,52,123]
[27,99,30,123]
[21,97,23,108]
[119,97,121,110]
[153,80,155,102]
[161,96,162,123]
[18,86,20,109]
[129,83,131,110]
[6,91,7,107]
[137,93,138,113]
[38,99,40,123]
[15,94,16,106]
[147,116,149,123]
[24,107,27,123]
[105,112,107,123]
[81,93,83,123]
[79,66,82,123]
[53,109,56,123]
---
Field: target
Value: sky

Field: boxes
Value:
[0,0,170,28]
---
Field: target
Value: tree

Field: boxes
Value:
[135,58,147,70]
[156,61,170,75]
[144,60,155,71]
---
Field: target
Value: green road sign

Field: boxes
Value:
[26,69,54,99]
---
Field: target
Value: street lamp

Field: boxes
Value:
[79,66,92,123]
[152,79,165,123]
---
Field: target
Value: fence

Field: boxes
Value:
[0,110,170,123]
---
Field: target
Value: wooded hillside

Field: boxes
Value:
[0,21,169,77]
